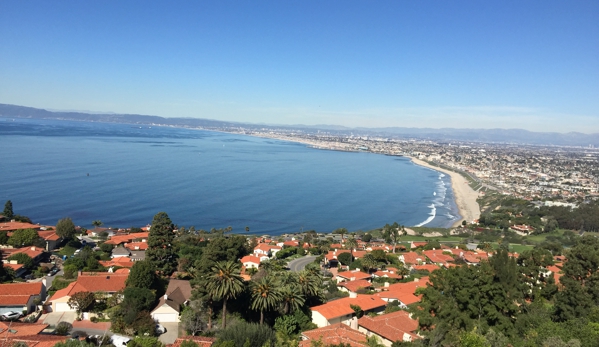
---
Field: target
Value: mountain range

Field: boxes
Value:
[1,103,597,147]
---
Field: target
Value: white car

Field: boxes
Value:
[1,311,22,321]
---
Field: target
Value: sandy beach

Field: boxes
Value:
[409,157,480,227]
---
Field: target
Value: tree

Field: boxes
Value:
[179,341,199,347]
[146,212,177,276]
[216,320,276,347]
[345,237,358,261]
[3,200,14,220]
[7,228,40,247]
[382,223,402,253]
[250,276,282,325]
[56,217,76,239]
[279,285,305,315]
[55,322,73,336]
[7,253,34,270]
[92,220,103,227]
[122,287,156,312]
[126,337,164,347]
[555,235,599,321]
[126,260,158,289]
[180,306,206,336]
[333,228,348,241]
[337,252,353,266]
[361,254,379,273]
[206,261,245,329]
[0,231,8,245]
[68,291,95,315]
[361,233,372,243]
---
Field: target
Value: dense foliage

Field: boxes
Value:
[146,212,177,276]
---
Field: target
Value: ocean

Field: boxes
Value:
[0,117,460,235]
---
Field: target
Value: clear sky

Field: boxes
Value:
[1,1,597,133]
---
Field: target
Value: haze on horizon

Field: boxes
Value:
[0,1,597,133]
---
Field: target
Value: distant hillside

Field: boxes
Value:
[1,103,598,147]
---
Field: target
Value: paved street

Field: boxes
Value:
[43,312,76,327]
[288,256,317,272]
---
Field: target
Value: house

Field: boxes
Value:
[358,310,420,345]
[0,321,70,347]
[374,278,429,308]
[300,323,368,347]
[99,257,135,268]
[310,295,387,327]
[151,279,192,323]
[253,244,281,258]
[168,337,215,347]
[0,282,45,315]
[338,279,373,295]
[240,255,265,269]
[0,221,41,233]
[422,250,454,265]
[336,270,372,283]
[111,246,131,258]
[104,232,149,246]
[398,252,425,266]
[47,272,128,312]
[37,230,62,251]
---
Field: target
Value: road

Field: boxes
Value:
[288,256,317,272]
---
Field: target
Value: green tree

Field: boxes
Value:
[180,306,206,336]
[179,341,199,347]
[56,217,76,239]
[279,285,305,315]
[382,222,404,253]
[146,212,177,276]
[216,320,276,347]
[345,237,358,260]
[7,253,34,270]
[555,235,599,321]
[122,287,156,312]
[92,220,103,227]
[361,254,379,273]
[68,291,95,315]
[333,228,347,241]
[53,339,96,347]
[250,276,282,325]
[206,261,245,329]
[0,231,8,245]
[7,228,40,247]
[126,260,158,289]
[337,252,353,266]
[55,321,73,336]
[3,200,14,220]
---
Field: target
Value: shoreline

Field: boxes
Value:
[249,132,480,228]
[409,157,481,228]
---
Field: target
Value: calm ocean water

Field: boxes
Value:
[0,118,460,235]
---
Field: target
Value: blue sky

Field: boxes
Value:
[1,1,597,132]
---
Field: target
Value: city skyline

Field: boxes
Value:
[1,1,598,133]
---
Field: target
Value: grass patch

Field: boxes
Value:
[58,246,76,257]
[490,243,534,253]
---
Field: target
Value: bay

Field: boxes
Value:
[0,118,460,235]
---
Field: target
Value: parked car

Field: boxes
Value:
[110,335,131,347]
[1,311,22,321]
[155,324,166,335]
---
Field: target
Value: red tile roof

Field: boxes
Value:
[240,255,262,265]
[49,272,128,301]
[125,242,148,250]
[0,222,41,232]
[422,250,454,264]
[0,322,48,337]
[337,270,371,281]
[358,310,420,342]
[412,264,440,273]
[37,230,61,241]
[300,323,367,347]
[375,278,430,306]
[400,252,425,265]
[311,295,386,320]
[0,282,43,305]
[104,232,149,245]
[338,279,373,293]
[99,257,135,268]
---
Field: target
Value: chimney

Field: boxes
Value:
[164,294,168,300]
[414,278,419,282]
[349,292,357,298]
[31,247,36,251]
[384,282,390,287]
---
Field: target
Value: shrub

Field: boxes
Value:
[55,322,73,336]
[90,316,99,323]
[216,320,276,347]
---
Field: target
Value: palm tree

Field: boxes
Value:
[297,270,322,304]
[276,271,298,287]
[250,277,282,325]
[279,285,305,315]
[361,253,379,273]
[396,264,410,280]
[206,260,245,329]
[346,237,358,261]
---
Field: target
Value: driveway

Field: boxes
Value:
[158,323,179,344]
[43,311,76,327]
[288,256,318,272]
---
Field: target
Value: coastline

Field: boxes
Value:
[250,132,480,228]
[409,157,481,227]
